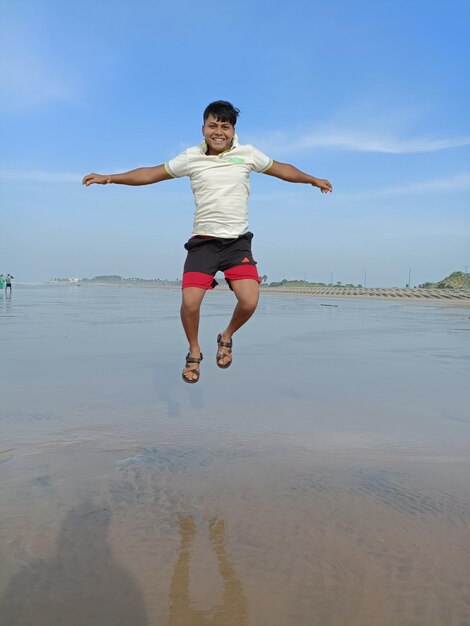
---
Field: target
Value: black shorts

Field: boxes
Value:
[182,231,261,290]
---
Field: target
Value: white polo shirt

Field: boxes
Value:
[164,135,273,238]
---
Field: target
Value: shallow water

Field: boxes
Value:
[1,284,470,625]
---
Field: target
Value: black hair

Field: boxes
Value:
[203,100,240,126]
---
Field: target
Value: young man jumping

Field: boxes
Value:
[82,101,332,383]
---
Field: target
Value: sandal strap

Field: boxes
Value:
[217,334,233,349]
[186,353,203,364]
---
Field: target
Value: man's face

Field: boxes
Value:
[202,114,235,155]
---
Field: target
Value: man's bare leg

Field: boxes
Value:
[217,279,259,367]
[181,287,206,381]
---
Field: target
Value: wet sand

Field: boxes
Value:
[1,285,469,625]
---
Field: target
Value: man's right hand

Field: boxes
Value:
[82,173,111,186]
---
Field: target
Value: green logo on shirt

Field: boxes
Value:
[226,156,246,164]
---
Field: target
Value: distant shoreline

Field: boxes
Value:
[48,280,470,303]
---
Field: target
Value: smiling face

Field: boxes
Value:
[202,114,235,155]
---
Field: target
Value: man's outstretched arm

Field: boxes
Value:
[82,164,173,186]
[264,161,333,193]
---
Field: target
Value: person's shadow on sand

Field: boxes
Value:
[0,501,147,626]
[168,516,248,626]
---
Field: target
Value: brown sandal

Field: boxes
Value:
[182,353,203,383]
[216,334,233,369]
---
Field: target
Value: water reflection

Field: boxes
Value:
[151,354,205,418]
[1,294,12,314]
[0,501,147,626]
[168,516,248,626]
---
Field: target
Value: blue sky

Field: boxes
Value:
[1,0,469,286]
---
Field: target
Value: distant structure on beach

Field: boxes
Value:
[49,272,470,292]
[52,277,82,284]
[51,275,182,287]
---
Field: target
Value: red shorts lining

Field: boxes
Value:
[182,271,215,290]
[182,265,261,290]
[224,265,261,284]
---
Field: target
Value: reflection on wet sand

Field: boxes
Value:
[168,516,248,626]
[2,287,470,625]
[0,502,147,626]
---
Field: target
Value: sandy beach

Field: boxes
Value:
[1,284,469,625]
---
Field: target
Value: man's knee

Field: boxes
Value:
[181,300,200,316]
[181,289,205,315]
[237,291,259,313]
[231,280,259,312]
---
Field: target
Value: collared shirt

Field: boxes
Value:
[165,135,273,238]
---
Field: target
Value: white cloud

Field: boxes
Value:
[250,129,470,155]
[297,132,470,154]
[0,163,160,184]
[0,170,81,183]
[345,172,470,198]
[249,172,470,211]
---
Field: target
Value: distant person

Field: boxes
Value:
[0,275,4,292]
[5,274,14,296]
[83,101,332,383]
